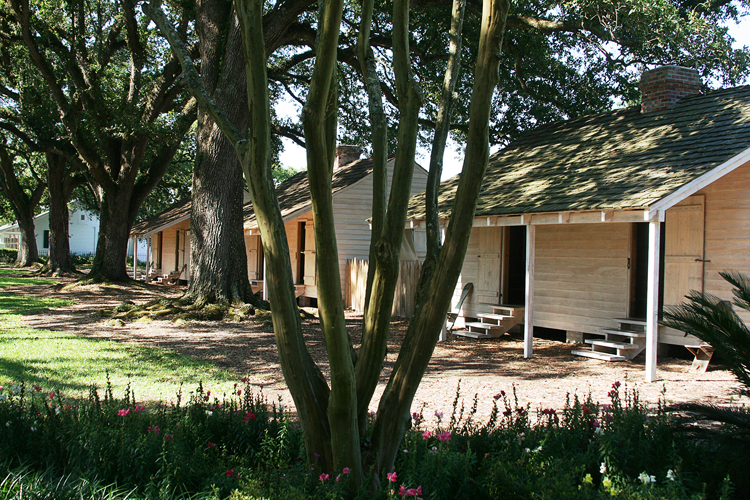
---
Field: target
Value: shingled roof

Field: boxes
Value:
[131,198,191,236]
[407,84,750,220]
[243,157,376,230]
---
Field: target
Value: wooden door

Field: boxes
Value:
[247,235,259,280]
[476,227,503,304]
[303,221,317,285]
[664,196,705,308]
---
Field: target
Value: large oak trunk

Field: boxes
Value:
[45,153,75,274]
[187,0,254,306]
[16,210,39,267]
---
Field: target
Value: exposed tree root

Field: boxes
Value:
[98,295,270,323]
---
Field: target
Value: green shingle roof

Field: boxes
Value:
[407,85,750,220]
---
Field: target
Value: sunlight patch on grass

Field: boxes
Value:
[0,273,242,401]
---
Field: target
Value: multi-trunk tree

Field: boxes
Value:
[5,0,197,281]
[150,0,508,490]
[149,0,749,494]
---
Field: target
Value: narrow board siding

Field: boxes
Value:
[160,229,177,273]
[333,161,428,297]
[534,224,630,334]
[700,161,750,325]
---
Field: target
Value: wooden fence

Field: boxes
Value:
[345,258,421,318]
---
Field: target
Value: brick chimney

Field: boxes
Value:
[335,145,363,169]
[640,66,702,114]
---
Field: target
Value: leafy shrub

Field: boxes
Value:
[0,380,747,499]
[0,249,17,264]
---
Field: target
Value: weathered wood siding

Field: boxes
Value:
[345,258,421,317]
[533,224,630,334]
[697,161,750,325]
[155,220,190,276]
[332,160,429,296]
[454,224,630,335]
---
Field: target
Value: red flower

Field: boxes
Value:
[387,472,398,482]
[226,468,235,477]
[244,411,255,422]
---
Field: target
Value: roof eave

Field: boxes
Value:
[647,144,750,216]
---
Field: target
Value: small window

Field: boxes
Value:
[81,214,85,220]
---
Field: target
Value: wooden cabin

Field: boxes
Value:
[242,147,429,303]
[406,66,750,382]
[131,146,429,300]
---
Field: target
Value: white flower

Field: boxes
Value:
[533,445,542,453]
[5,421,10,427]
[638,472,656,484]
[55,407,60,415]
[600,462,607,474]
[206,410,213,416]
[30,426,37,432]
[666,469,676,481]
[594,427,605,436]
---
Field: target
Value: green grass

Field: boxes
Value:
[0,269,242,401]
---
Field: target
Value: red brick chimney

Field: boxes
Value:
[639,66,702,114]
[334,145,363,169]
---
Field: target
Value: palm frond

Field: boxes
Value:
[663,272,750,392]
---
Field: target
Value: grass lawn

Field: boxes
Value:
[0,268,241,401]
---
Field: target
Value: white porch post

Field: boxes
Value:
[262,257,268,301]
[132,237,137,279]
[646,217,662,382]
[524,224,536,359]
[146,237,151,280]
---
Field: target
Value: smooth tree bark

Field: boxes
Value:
[149,0,509,490]
[8,0,197,282]
[371,0,509,472]
[0,145,45,266]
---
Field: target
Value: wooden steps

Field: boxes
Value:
[452,305,524,339]
[572,317,646,362]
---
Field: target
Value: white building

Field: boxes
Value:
[0,206,146,258]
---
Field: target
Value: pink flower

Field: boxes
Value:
[244,411,255,422]
[319,473,329,481]
[134,405,145,412]
[147,425,160,434]
[164,433,172,441]
[118,409,130,416]
[32,384,42,392]
[336,474,341,482]
[241,377,248,383]
[207,441,216,448]
[436,431,451,442]
[48,392,55,399]
[612,381,621,389]
[342,467,350,474]
[387,471,398,482]
[226,468,235,477]
[422,430,431,440]
[399,485,406,495]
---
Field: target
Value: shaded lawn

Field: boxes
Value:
[0,270,242,401]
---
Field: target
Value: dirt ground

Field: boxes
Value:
[9,274,748,426]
